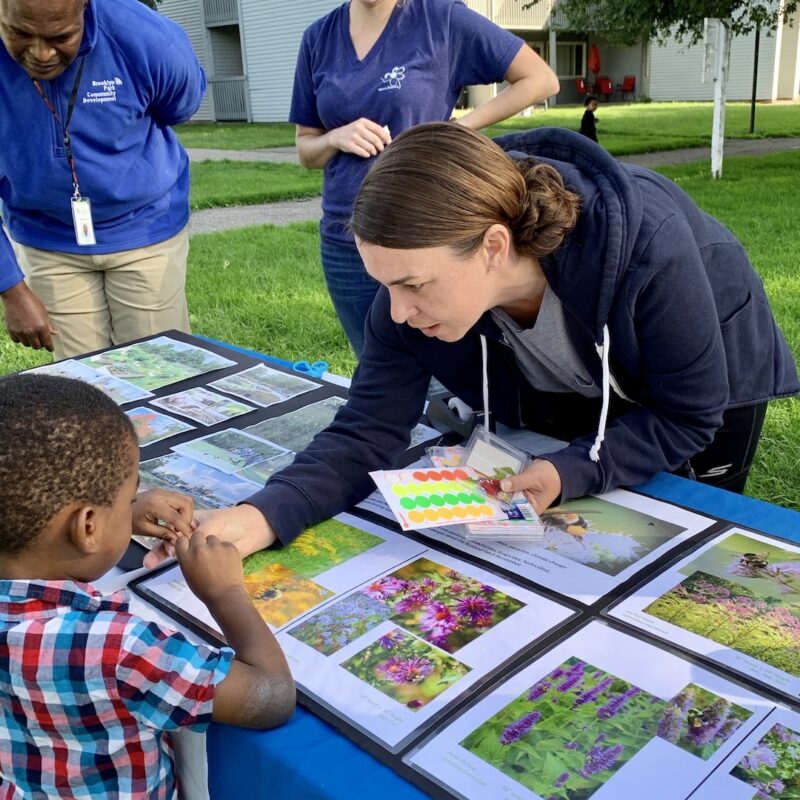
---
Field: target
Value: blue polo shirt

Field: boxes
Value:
[290,0,523,248]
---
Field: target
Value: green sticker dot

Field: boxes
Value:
[443,493,459,505]
[429,494,445,507]
[415,495,431,508]
[472,493,486,504]
[400,497,416,510]
[458,492,474,504]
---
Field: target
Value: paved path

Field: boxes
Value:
[187,137,800,234]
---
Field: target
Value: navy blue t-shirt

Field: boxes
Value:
[290,0,523,247]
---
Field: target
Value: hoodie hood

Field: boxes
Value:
[493,128,642,344]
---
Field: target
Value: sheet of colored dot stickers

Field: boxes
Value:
[606,526,800,702]
[369,466,509,530]
[405,621,779,800]
[276,547,577,753]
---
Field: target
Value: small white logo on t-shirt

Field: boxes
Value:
[378,66,405,91]
[82,77,123,104]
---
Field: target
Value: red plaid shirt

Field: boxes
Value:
[0,579,232,799]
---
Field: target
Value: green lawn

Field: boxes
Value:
[176,103,800,157]
[176,121,297,149]
[1,144,798,509]
[486,102,800,155]
[190,161,322,209]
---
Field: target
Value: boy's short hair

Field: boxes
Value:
[584,95,597,107]
[0,374,137,554]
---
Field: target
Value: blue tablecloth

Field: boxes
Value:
[206,472,800,799]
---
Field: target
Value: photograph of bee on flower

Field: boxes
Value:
[644,532,800,676]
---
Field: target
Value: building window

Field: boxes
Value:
[556,42,586,78]
[527,41,547,60]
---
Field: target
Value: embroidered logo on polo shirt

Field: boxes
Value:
[378,66,405,91]
[82,76,123,104]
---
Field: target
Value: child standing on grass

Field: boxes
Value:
[580,95,599,142]
[0,374,295,799]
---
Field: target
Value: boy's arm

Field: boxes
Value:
[175,531,295,729]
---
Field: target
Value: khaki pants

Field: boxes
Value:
[14,227,191,360]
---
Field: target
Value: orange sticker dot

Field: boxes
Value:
[453,506,469,518]
[439,469,454,480]
[480,504,495,517]
[424,508,439,521]
[438,508,454,520]
[408,510,425,523]
[453,469,469,481]
[412,471,429,482]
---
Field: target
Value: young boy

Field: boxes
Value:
[580,95,599,142]
[0,374,295,799]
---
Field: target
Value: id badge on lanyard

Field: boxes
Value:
[71,196,96,245]
[33,59,96,246]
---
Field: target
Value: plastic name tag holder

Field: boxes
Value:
[461,427,545,541]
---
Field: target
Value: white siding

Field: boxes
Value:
[158,0,214,121]
[649,29,777,101]
[241,1,339,123]
[776,12,799,99]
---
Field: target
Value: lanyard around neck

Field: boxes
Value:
[32,58,86,197]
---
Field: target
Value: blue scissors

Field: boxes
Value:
[293,359,328,378]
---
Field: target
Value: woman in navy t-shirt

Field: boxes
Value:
[290,0,559,356]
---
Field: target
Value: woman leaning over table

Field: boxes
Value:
[290,0,558,357]
[146,123,798,565]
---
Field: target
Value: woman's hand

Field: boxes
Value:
[329,118,391,158]
[133,489,194,541]
[499,459,563,515]
[142,503,276,569]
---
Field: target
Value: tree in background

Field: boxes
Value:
[522,0,798,177]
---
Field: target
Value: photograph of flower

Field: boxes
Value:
[288,593,393,656]
[730,723,800,798]
[126,406,195,446]
[360,557,525,653]
[172,428,287,473]
[80,335,235,391]
[210,363,317,407]
[244,396,346,452]
[243,518,384,579]
[645,571,800,676]
[243,562,334,627]
[341,628,470,711]
[460,656,663,799]
[656,683,751,759]
[539,497,687,577]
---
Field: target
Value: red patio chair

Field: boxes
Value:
[617,74,636,101]
[575,77,588,97]
[595,76,613,101]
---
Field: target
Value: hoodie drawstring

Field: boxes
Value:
[480,334,490,431]
[589,324,610,463]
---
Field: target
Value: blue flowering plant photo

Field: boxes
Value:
[460,657,665,799]
[730,723,800,799]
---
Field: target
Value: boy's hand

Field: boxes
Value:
[175,529,245,606]
[133,489,194,540]
[499,459,562,515]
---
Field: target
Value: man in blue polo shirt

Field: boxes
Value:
[0,0,205,360]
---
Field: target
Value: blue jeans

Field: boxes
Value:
[320,238,380,358]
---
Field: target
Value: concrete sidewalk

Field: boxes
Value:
[187,136,800,234]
